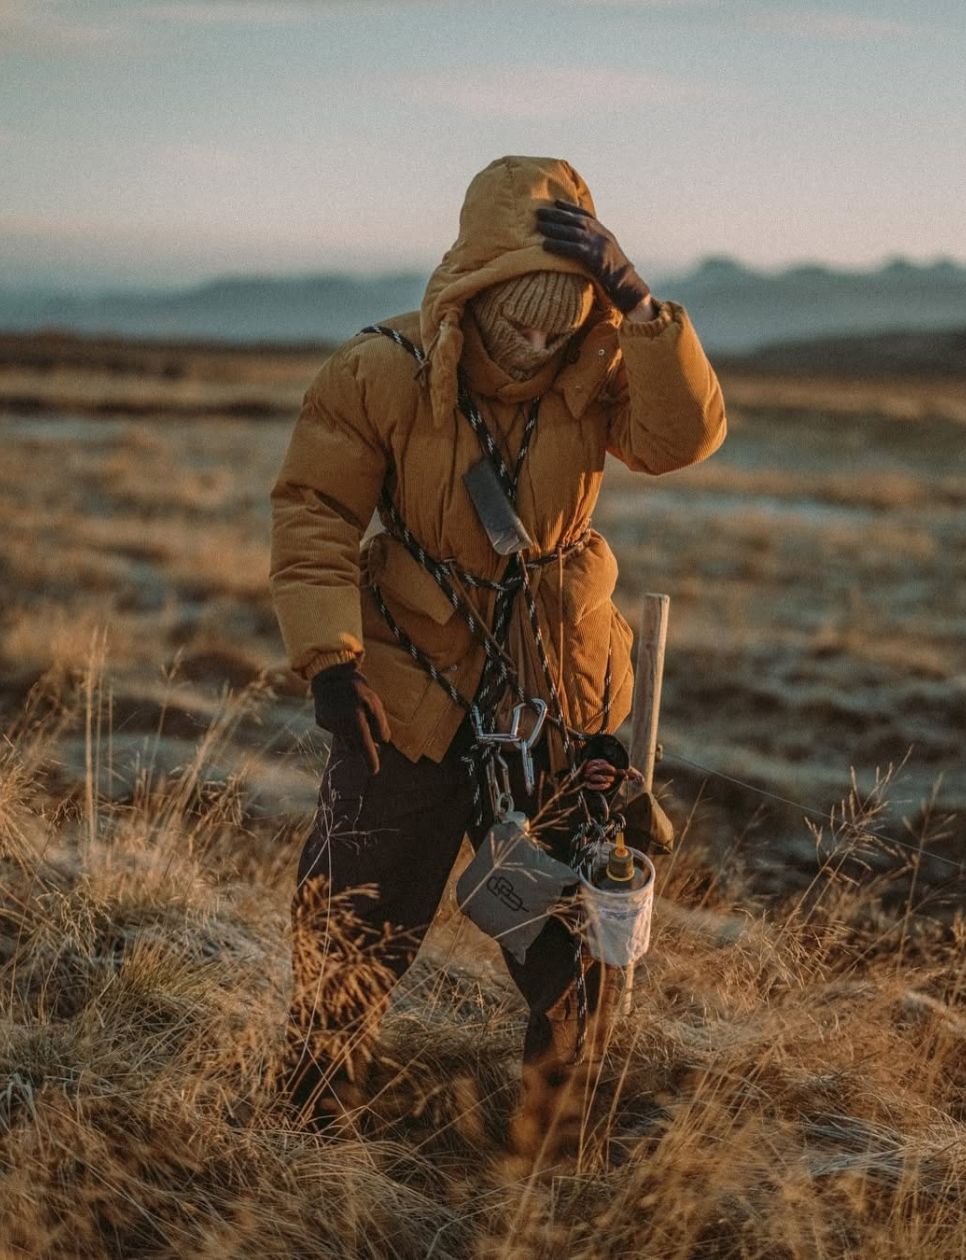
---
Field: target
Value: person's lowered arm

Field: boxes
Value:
[270,345,391,772]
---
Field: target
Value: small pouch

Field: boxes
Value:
[623,789,676,855]
[457,813,575,963]
[463,458,533,555]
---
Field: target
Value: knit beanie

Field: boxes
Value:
[468,270,594,380]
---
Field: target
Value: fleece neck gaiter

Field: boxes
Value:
[468,271,594,380]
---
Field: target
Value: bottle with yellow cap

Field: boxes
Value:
[593,830,650,893]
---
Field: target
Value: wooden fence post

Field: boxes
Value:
[629,593,670,791]
[621,593,670,1014]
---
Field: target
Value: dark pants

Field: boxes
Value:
[285,717,619,1134]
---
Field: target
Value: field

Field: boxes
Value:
[0,332,964,1256]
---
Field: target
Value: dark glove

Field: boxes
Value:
[536,199,651,314]
[578,732,631,797]
[310,661,391,775]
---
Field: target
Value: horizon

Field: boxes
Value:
[6,250,966,298]
[3,0,965,292]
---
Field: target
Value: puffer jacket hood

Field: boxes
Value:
[420,155,608,427]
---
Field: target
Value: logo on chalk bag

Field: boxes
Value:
[486,874,528,913]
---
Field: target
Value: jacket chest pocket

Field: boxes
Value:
[363,532,458,625]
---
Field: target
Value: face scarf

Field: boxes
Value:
[468,270,595,380]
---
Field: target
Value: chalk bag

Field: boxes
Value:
[456,812,575,964]
[579,843,656,966]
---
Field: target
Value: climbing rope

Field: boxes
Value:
[360,322,620,1053]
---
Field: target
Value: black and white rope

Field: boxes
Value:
[472,579,517,720]
[364,329,581,753]
[455,375,537,502]
[378,483,590,597]
[600,650,612,733]
[361,324,427,367]
[517,563,573,761]
[377,492,497,649]
[362,324,538,499]
[456,368,595,1055]
[362,322,615,1054]
[369,581,469,710]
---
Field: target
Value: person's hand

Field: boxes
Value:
[582,758,619,792]
[310,662,391,775]
[536,200,651,315]
[577,732,632,794]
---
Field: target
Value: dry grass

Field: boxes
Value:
[2,661,966,1258]
[719,373,966,425]
[0,334,963,1254]
[0,334,323,418]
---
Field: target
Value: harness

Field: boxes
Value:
[362,325,613,762]
[362,323,623,1055]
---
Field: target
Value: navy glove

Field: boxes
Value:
[536,200,651,315]
[310,662,391,775]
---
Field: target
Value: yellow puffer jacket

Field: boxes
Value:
[270,155,726,767]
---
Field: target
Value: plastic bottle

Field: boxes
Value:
[594,831,650,892]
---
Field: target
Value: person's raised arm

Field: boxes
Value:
[537,200,726,474]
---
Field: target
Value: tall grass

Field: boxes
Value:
[1,657,964,1259]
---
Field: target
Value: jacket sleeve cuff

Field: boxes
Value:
[619,299,678,340]
[298,648,362,681]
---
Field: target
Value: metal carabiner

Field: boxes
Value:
[507,699,547,795]
[484,750,515,820]
[472,698,548,800]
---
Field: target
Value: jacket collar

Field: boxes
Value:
[459,306,622,420]
[561,312,623,419]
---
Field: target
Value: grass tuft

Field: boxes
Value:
[1,664,964,1258]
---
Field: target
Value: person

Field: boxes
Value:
[269,155,726,1149]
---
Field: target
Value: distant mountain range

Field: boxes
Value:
[3,256,966,353]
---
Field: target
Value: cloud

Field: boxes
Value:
[138,1,327,25]
[0,0,143,55]
[742,7,923,41]
[563,0,925,37]
[402,65,714,119]
[139,0,457,21]
[0,0,337,53]
[564,0,721,7]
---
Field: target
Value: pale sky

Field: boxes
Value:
[2,0,965,289]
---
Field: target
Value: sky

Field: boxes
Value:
[2,0,965,290]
